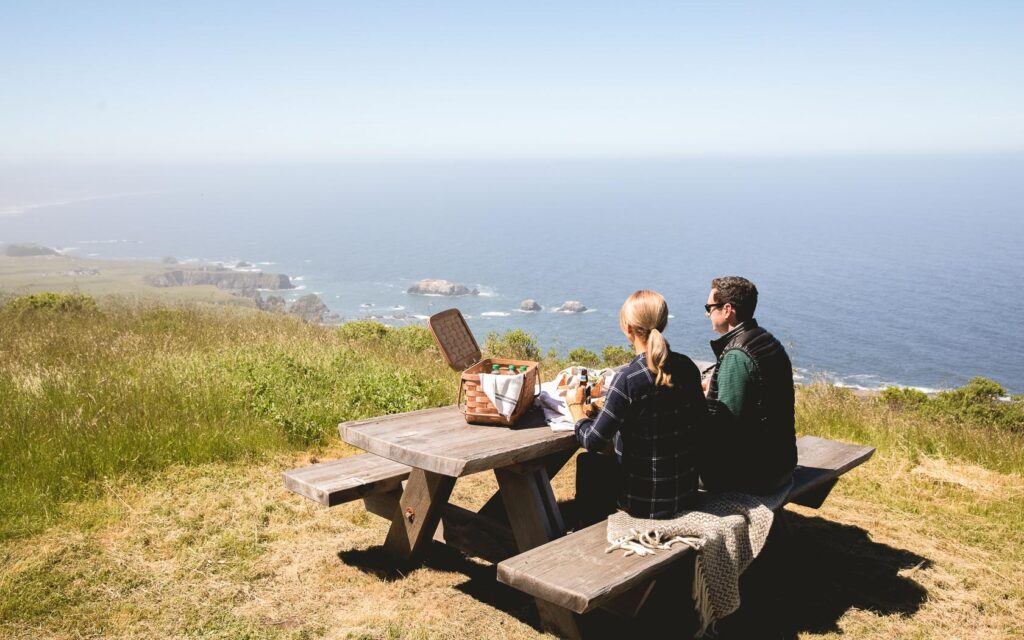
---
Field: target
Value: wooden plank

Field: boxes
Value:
[494,466,566,551]
[339,405,577,477]
[497,436,876,614]
[383,468,456,562]
[366,490,523,562]
[477,448,577,526]
[788,436,874,506]
[364,489,402,520]
[795,435,875,476]
[599,580,658,618]
[433,504,518,564]
[496,519,656,614]
[282,454,411,506]
[494,464,580,638]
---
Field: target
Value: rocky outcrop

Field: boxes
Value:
[520,299,542,311]
[255,293,287,313]
[558,300,587,313]
[236,261,253,268]
[3,243,59,257]
[406,279,478,296]
[144,267,294,291]
[161,256,179,264]
[288,294,331,323]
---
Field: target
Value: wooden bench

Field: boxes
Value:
[496,436,874,633]
[283,450,524,563]
[283,453,411,507]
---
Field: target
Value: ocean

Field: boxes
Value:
[2,154,1023,393]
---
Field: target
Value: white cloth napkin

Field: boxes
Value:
[536,380,575,431]
[478,372,525,418]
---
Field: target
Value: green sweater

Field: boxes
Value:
[714,349,756,419]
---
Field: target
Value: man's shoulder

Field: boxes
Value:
[719,349,755,374]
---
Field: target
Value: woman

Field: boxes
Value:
[569,290,707,523]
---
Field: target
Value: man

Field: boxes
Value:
[701,276,797,494]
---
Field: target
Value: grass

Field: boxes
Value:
[1,294,1022,638]
[0,298,455,541]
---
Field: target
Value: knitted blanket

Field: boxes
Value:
[605,481,792,637]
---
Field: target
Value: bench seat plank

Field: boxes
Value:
[283,453,411,506]
[496,436,874,614]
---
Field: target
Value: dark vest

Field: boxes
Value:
[704,319,797,492]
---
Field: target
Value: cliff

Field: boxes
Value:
[145,267,294,291]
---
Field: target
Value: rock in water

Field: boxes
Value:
[288,294,330,323]
[520,299,542,311]
[406,279,479,296]
[3,243,59,257]
[558,301,587,313]
[161,256,179,264]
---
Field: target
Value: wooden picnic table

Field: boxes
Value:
[338,404,583,632]
[317,404,874,639]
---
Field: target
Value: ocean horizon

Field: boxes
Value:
[2,154,1022,394]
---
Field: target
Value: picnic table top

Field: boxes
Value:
[339,405,577,477]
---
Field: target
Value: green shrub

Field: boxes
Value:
[337,320,389,342]
[388,325,438,353]
[337,321,438,354]
[567,347,601,368]
[4,292,98,313]
[881,377,1023,433]
[928,377,1022,431]
[483,329,541,361]
[880,386,929,408]
[602,345,633,367]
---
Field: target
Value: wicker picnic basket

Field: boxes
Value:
[427,308,540,426]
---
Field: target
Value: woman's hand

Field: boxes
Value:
[568,401,588,423]
[567,388,601,422]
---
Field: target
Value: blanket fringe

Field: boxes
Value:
[605,528,703,557]
[693,558,717,638]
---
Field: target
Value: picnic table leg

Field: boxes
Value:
[494,464,582,639]
[479,448,576,522]
[383,468,455,562]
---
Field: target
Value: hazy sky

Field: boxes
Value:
[2,1,1022,163]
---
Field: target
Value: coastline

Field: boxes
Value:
[0,252,1009,396]
[0,253,277,308]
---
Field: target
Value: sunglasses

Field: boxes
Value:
[704,302,727,313]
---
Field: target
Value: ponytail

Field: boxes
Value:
[620,290,674,388]
[646,328,673,387]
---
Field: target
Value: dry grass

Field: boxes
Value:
[2,297,1021,638]
[1,443,1022,640]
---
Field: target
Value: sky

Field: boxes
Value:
[1,1,1023,163]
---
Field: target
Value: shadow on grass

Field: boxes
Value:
[338,542,504,583]
[338,510,928,639]
[770,511,930,636]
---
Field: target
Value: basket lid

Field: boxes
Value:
[428,308,481,371]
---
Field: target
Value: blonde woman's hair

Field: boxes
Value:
[619,290,673,387]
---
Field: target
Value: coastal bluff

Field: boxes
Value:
[2,243,60,257]
[145,267,294,291]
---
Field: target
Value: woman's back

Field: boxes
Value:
[576,350,707,519]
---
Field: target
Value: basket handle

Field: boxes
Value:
[456,377,467,414]
[532,364,543,398]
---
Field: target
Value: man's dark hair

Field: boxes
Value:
[711,276,758,322]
